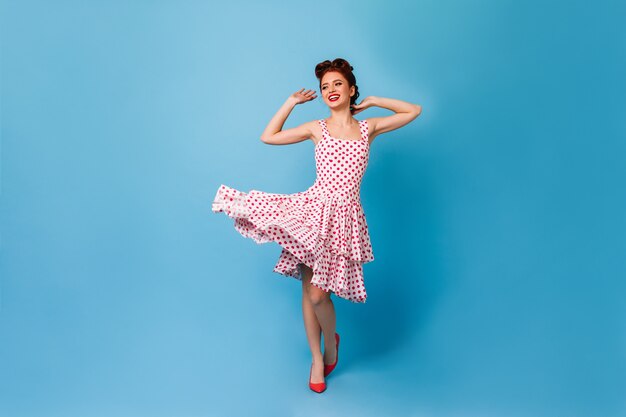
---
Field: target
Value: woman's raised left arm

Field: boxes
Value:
[353,96,422,139]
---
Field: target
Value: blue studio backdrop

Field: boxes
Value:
[1,1,625,416]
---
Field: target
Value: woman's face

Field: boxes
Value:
[320,71,354,109]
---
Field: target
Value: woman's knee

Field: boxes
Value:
[307,286,330,306]
[299,264,330,304]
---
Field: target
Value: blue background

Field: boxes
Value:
[2,0,625,416]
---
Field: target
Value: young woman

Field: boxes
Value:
[212,58,422,393]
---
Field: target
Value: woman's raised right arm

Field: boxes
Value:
[260,89,317,146]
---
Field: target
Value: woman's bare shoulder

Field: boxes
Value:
[304,119,324,145]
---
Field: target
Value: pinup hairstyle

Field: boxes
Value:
[315,58,360,114]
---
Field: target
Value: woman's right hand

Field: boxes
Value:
[289,88,317,105]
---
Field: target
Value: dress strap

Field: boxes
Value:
[318,119,331,139]
[358,119,369,141]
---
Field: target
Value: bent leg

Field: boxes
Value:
[301,264,324,383]
[301,264,322,359]
[300,264,337,369]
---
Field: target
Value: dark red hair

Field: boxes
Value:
[315,58,360,114]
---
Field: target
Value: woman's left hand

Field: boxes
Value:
[351,96,377,115]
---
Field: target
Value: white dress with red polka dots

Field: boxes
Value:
[212,118,374,303]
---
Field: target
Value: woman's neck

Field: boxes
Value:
[327,110,356,126]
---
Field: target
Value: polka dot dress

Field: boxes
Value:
[212,119,374,303]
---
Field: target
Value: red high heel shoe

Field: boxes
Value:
[309,363,326,393]
[324,332,340,377]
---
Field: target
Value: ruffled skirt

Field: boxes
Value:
[211,184,374,303]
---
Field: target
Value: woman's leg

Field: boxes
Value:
[301,264,338,383]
